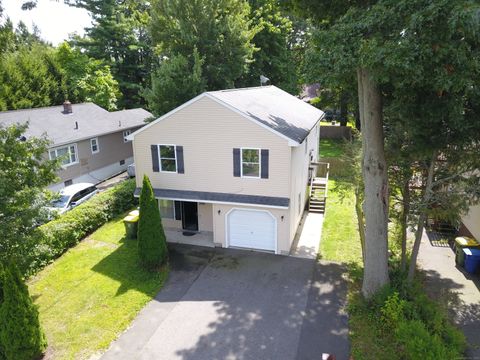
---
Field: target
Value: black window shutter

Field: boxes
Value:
[233,148,241,177]
[176,146,184,174]
[261,149,269,179]
[174,201,182,220]
[151,145,159,172]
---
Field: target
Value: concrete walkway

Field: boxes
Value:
[290,212,324,259]
[417,231,480,357]
[101,244,349,360]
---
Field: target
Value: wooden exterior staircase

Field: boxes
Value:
[309,162,330,214]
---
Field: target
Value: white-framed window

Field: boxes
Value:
[241,148,260,178]
[123,130,131,142]
[159,199,175,219]
[49,144,78,167]
[90,137,99,154]
[159,144,177,172]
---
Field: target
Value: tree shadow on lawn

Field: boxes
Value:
[90,236,166,297]
[144,245,350,360]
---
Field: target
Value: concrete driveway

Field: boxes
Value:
[101,245,349,360]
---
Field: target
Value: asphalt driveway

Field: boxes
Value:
[101,244,349,360]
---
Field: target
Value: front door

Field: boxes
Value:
[181,201,198,231]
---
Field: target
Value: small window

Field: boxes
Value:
[241,148,260,178]
[123,130,131,142]
[64,179,73,187]
[120,159,125,166]
[159,145,177,172]
[90,138,99,154]
[159,199,175,219]
[49,144,78,166]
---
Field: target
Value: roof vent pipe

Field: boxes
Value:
[63,100,73,114]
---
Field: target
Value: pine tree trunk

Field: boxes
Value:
[407,153,436,282]
[400,179,410,272]
[357,68,390,298]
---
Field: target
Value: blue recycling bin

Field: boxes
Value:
[463,248,480,274]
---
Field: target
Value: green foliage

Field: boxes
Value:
[0,44,64,110]
[0,124,59,268]
[69,0,153,108]
[349,281,466,360]
[25,179,138,277]
[144,49,206,116]
[55,42,120,110]
[0,263,47,360]
[239,0,298,93]
[138,175,168,269]
[150,0,256,90]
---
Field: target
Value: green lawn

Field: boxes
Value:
[28,213,168,360]
[319,138,346,158]
[319,179,362,264]
[318,139,362,264]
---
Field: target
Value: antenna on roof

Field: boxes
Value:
[260,75,270,86]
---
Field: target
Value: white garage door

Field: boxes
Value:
[227,209,276,252]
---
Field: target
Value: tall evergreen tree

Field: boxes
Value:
[150,0,256,91]
[137,175,168,269]
[68,0,153,108]
[240,0,298,93]
[0,263,47,360]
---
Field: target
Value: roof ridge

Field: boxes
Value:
[0,102,98,115]
[208,85,274,94]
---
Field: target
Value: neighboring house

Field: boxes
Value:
[129,86,324,254]
[460,205,480,240]
[0,102,152,191]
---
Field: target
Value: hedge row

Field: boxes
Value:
[24,179,138,277]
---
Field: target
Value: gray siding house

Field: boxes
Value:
[0,102,152,190]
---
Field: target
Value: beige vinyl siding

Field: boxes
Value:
[212,203,290,254]
[462,204,480,240]
[55,129,138,182]
[133,96,291,198]
[288,123,319,243]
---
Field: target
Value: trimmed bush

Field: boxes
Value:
[23,179,138,276]
[138,175,168,269]
[0,263,47,360]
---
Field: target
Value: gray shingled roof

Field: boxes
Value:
[134,188,290,208]
[0,103,152,146]
[208,86,324,144]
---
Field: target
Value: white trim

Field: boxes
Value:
[157,144,178,173]
[125,90,309,146]
[48,143,79,167]
[136,194,289,210]
[225,207,278,254]
[123,129,132,142]
[240,147,261,179]
[90,137,99,154]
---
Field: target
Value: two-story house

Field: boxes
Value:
[129,86,324,254]
[0,102,152,191]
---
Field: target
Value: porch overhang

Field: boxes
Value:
[134,188,290,209]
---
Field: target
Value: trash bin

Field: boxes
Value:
[454,236,480,266]
[124,210,139,239]
[463,248,480,274]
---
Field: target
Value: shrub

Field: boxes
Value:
[138,175,168,270]
[0,263,47,360]
[396,320,455,360]
[22,179,138,276]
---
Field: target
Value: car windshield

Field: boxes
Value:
[51,195,71,208]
